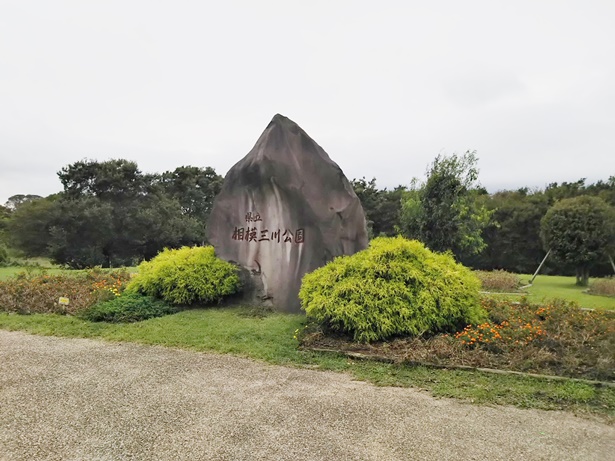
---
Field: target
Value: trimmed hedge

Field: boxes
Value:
[299,236,485,342]
[127,246,240,305]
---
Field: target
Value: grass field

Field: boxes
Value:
[482,274,615,310]
[0,265,137,280]
[1,306,613,420]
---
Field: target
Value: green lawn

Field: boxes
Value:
[485,274,615,310]
[0,266,65,279]
[1,307,613,421]
[0,265,137,281]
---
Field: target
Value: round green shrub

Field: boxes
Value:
[80,292,177,323]
[127,246,240,305]
[299,236,485,342]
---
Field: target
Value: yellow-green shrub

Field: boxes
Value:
[299,236,485,342]
[127,246,240,305]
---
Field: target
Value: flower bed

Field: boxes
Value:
[299,298,615,382]
[0,269,131,315]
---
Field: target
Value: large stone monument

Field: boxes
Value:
[207,114,368,312]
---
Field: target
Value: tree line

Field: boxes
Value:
[1,156,614,284]
[353,152,615,283]
[0,160,222,268]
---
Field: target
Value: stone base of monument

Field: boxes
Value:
[219,264,273,308]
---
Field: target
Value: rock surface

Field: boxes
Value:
[207,114,368,312]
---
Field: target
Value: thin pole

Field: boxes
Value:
[529,249,551,285]
[609,255,615,275]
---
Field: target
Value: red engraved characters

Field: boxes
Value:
[232,217,305,244]
[295,228,305,244]
[282,229,294,243]
[258,230,270,241]
[247,227,258,242]
[245,212,262,223]
[232,227,245,241]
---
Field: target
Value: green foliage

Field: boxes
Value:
[160,165,223,227]
[5,159,224,268]
[6,195,60,257]
[541,195,615,286]
[4,194,43,210]
[351,177,405,237]
[127,246,240,305]
[0,204,11,247]
[470,178,615,277]
[399,151,492,260]
[0,244,8,266]
[299,236,485,342]
[465,189,550,274]
[80,292,177,323]
[47,196,115,268]
[58,159,149,200]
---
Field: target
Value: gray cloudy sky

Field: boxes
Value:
[1,0,614,204]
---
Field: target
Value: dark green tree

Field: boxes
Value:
[399,151,491,259]
[47,197,114,268]
[160,165,223,231]
[540,195,615,286]
[4,194,43,210]
[46,159,220,267]
[57,159,150,201]
[0,205,11,245]
[351,178,405,238]
[466,189,550,273]
[6,195,60,257]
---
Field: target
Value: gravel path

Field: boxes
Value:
[1,330,613,461]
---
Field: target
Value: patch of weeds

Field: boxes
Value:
[475,270,522,292]
[589,278,615,298]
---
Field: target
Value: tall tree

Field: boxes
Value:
[6,195,60,256]
[160,165,223,229]
[467,189,550,273]
[540,195,615,286]
[399,151,491,259]
[57,159,151,201]
[0,204,11,244]
[43,159,221,267]
[351,178,405,238]
[4,194,43,210]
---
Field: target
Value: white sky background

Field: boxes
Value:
[1,0,614,204]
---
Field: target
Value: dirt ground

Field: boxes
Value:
[1,330,613,461]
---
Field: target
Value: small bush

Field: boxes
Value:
[80,292,177,322]
[299,236,485,342]
[474,270,521,292]
[588,278,615,297]
[0,269,131,315]
[127,246,240,305]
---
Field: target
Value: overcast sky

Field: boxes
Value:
[1,0,614,204]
